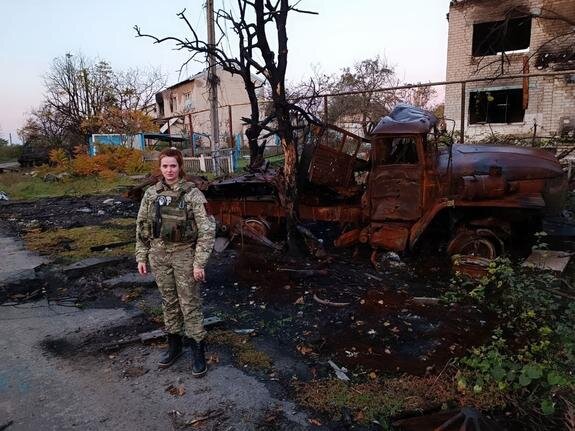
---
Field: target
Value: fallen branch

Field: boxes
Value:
[183,410,224,427]
[364,272,383,282]
[277,268,328,277]
[313,293,350,307]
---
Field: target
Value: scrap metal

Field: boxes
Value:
[203,104,567,261]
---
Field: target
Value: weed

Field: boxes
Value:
[208,330,272,371]
[107,218,136,227]
[445,257,575,429]
[294,375,457,427]
[140,305,163,325]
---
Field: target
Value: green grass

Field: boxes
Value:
[294,376,459,426]
[24,225,134,262]
[0,172,136,200]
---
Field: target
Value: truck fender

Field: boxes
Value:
[408,199,454,249]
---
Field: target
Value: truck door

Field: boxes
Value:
[369,135,423,221]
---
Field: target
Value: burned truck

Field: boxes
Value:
[205,104,567,259]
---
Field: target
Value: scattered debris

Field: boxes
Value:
[313,293,350,307]
[451,408,498,430]
[102,273,156,288]
[170,408,225,428]
[308,418,322,426]
[90,240,134,252]
[203,316,224,328]
[62,256,125,278]
[523,249,572,272]
[411,297,440,306]
[233,328,255,335]
[392,406,502,431]
[278,268,329,277]
[138,317,224,344]
[364,272,383,281]
[328,360,350,381]
[294,296,305,305]
[213,237,231,253]
[0,191,8,201]
[166,384,186,397]
[134,329,163,345]
[382,251,402,265]
[42,173,60,183]
[122,366,148,378]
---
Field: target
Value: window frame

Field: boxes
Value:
[468,87,525,125]
[471,16,532,57]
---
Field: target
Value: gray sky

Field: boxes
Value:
[0,0,450,143]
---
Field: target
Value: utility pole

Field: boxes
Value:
[206,0,220,175]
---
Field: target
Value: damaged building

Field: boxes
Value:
[153,66,264,147]
[444,0,575,139]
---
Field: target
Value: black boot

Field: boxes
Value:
[158,333,183,368]
[189,339,207,378]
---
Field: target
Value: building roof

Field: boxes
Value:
[165,65,264,91]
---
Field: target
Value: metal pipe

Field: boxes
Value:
[153,69,575,122]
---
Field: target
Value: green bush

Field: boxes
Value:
[446,258,575,428]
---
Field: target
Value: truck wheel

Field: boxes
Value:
[243,218,271,238]
[448,233,498,259]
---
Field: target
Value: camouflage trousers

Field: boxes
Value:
[148,240,206,342]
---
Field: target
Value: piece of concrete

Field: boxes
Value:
[0,235,48,286]
[523,249,572,272]
[139,317,224,343]
[103,273,156,288]
[63,256,125,278]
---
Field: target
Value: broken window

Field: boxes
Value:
[376,137,419,165]
[469,88,525,124]
[472,16,531,57]
[169,95,177,113]
[156,93,165,118]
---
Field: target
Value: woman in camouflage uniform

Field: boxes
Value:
[136,148,215,377]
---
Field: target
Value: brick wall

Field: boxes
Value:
[445,0,575,139]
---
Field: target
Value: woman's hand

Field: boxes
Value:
[138,262,148,275]
[193,267,205,282]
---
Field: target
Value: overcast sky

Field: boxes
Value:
[0,0,450,143]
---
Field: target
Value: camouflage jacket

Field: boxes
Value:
[135,179,216,269]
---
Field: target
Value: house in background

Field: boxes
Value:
[444,0,575,140]
[154,66,265,148]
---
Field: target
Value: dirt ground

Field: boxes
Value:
[1,192,568,430]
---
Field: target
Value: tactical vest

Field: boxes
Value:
[152,183,198,243]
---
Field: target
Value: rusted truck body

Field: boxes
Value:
[205,104,567,258]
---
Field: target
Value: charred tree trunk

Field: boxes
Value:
[245,80,265,170]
